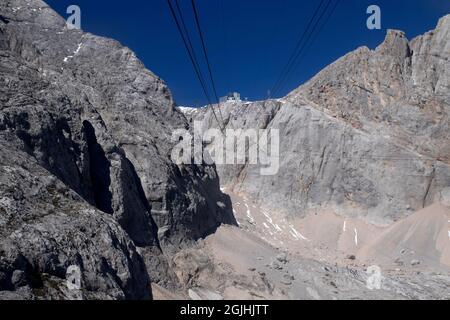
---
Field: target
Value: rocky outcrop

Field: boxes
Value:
[0,0,235,299]
[189,15,450,225]
[1,0,448,300]
[290,16,450,163]
[0,140,151,300]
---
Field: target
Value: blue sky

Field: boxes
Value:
[45,0,450,107]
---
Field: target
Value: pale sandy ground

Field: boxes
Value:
[358,203,450,269]
[226,188,450,271]
[154,187,450,300]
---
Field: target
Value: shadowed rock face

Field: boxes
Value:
[0,0,235,299]
[188,15,450,225]
[0,140,152,300]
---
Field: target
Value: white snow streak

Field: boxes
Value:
[63,43,83,63]
[448,221,450,238]
[289,226,308,241]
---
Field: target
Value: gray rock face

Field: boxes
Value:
[290,17,450,163]
[0,140,150,299]
[0,0,235,299]
[189,15,450,224]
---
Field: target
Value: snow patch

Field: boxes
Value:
[74,43,83,55]
[244,203,254,224]
[289,225,309,241]
[63,43,83,63]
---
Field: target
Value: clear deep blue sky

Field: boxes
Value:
[45,0,450,107]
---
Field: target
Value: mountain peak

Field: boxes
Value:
[376,29,411,58]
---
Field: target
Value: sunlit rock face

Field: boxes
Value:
[189,15,450,225]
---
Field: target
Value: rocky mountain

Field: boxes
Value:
[1,0,449,300]
[0,0,235,299]
[190,15,450,226]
